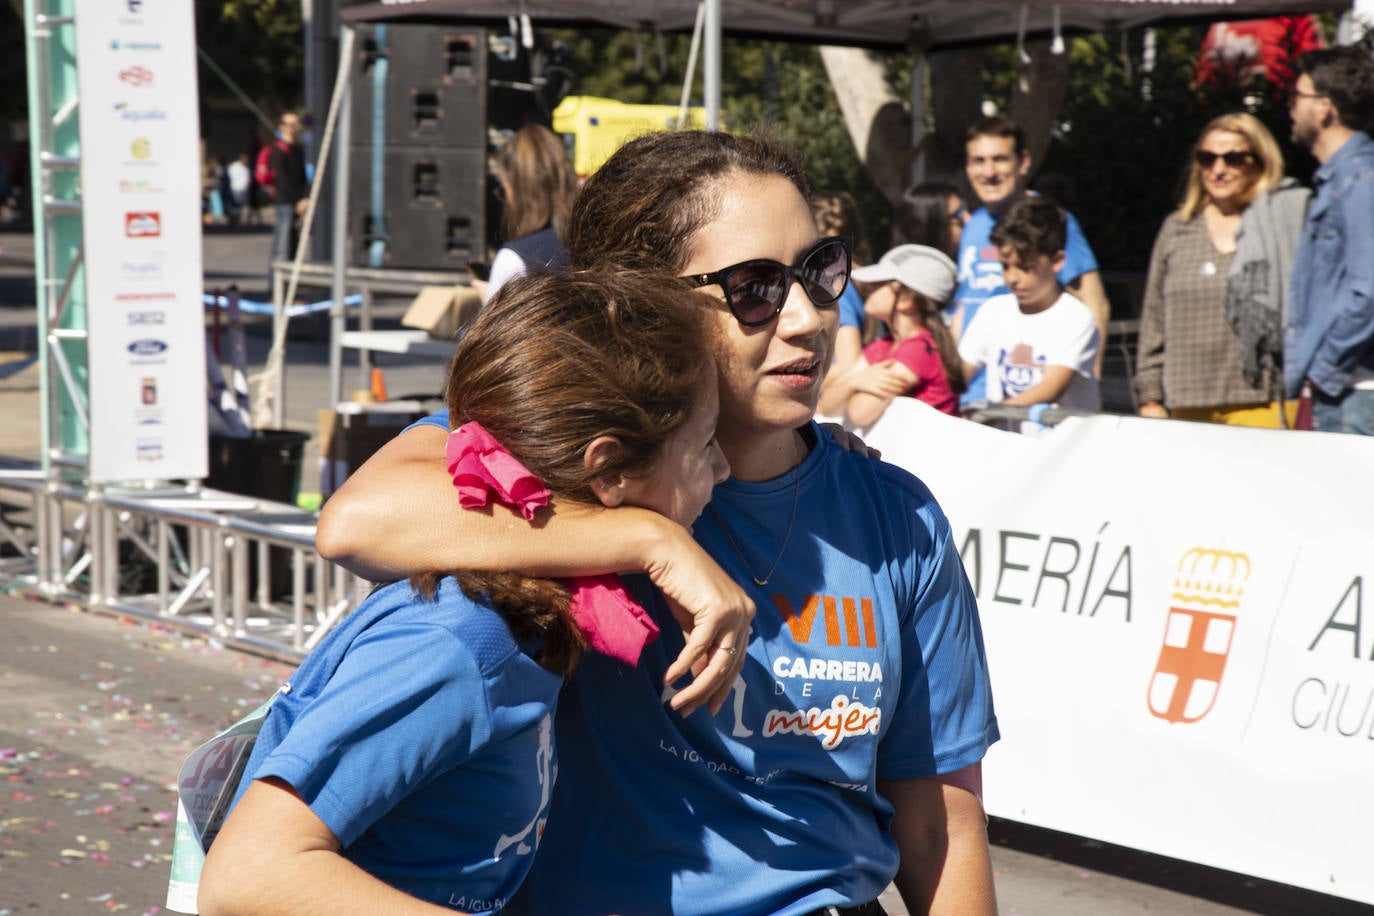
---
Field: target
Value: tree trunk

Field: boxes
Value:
[928,46,987,183]
[1007,38,1072,181]
[823,41,1068,202]
[819,45,910,204]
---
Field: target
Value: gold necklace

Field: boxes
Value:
[710,466,801,587]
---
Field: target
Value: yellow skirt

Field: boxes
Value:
[1168,400,1298,429]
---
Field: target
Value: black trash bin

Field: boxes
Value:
[205,429,311,505]
[205,429,312,598]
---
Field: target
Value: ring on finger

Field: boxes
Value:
[719,645,737,656]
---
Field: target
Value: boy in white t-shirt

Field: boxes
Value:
[958,195,1101,428]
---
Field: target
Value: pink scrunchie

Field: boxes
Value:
[563,574,661,667]
[444,422,660,666]
[446,422,551,521]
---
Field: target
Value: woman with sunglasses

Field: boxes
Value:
[317,130,999,916]
[1135,112,1310,427]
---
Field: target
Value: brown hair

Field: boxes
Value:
[809,190,871,266]
[904,290,966,397]
[990,195,1066,263]
[1177,113,1284,220]
[892,180,963,258]
[497,123,579,240]
[411,270,714,675]
[565,129,809,274]
[965,116,1027,157]
[1299,47,1374,134]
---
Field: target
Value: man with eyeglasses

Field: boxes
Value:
[1284,47,1374,436]
[952,117,1111,405]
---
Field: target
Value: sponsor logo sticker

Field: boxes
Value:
[121,252,166,281]
[119,65,154,88]
[127,338,169,357]
[114,103,167,123]
[125,212,161,238]
[119,177,166,195]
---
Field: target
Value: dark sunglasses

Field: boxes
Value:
[1195,150,1254,169]
[682,236,851,327]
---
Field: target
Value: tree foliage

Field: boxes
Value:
[0,0,26,122]
[1,1,303,126]
[550,28,892,248]
[195,0,303,118]
[983,24,1319,272]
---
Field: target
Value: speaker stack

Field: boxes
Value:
[349,24,506,271]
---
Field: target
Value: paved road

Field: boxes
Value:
[0,592,294,915]
[0,227,1370,914]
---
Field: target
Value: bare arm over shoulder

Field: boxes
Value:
[315,424,753,715]
[318,424,661,581]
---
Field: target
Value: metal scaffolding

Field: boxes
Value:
[5,0,366,661]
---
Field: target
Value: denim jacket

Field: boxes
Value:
[1284,132,1374,398]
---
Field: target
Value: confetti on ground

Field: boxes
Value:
[1,601,295,913]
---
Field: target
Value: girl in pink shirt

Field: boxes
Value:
[820,244,965,424]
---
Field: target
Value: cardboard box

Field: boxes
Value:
[317,401,432,498]
[401,285,483,340]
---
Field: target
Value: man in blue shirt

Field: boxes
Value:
[953,117,1111,405]
[1284,47,1374,436]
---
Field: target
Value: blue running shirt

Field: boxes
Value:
[232,577,561,912]
[519,423,999,916]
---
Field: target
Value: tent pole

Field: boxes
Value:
[677,3,704,126]
[329,25,354,412]
[704,0,720,129]
[909,49,927,188]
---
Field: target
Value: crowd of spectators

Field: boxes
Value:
[824,45,1374,439]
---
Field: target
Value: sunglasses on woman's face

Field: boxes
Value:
[1195,150,1254,169]
[682,237,852,327]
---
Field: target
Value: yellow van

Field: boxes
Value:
[552,96,707,178]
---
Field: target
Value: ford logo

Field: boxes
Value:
[127,339,168,356]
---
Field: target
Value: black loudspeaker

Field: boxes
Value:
[349,147,491,270]
[352,25,487,149]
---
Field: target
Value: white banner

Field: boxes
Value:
[859,401,1374,906]
[75,0,206,482]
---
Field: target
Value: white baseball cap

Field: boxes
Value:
[851,244,956,304]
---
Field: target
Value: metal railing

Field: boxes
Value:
[0,461,368,662]
[963,403,1101,428]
